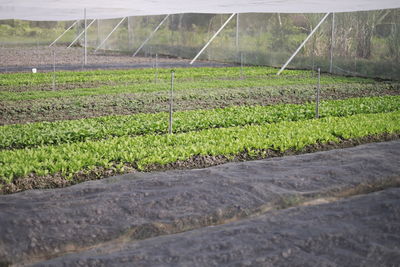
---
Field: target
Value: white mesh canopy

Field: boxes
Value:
[1,0,400,21]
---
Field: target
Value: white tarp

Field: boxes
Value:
[1,0,399,21]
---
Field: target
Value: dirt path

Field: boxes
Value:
[0,46,231,73]
[0,140,399,266]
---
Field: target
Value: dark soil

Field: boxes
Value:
[0,140,399,265]
[1,133,399,195]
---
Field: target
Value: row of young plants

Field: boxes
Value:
[1,95,399,150]
[0,111,399,184]
[0,66,313,87]
[0,74,374,101]
[3,82,397,126]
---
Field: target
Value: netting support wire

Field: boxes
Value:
[190,13,237,65]
[49,20,78,47]
[94,17,127,53]
[132,14,170,57]
[84,8,87,65]
[67,19,96,48]
[329,13,335,73]
[277,13,330,75]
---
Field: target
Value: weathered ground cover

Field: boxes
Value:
[0,140,399,266]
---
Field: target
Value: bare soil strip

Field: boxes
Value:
[37,187,400,267]
[0,46,230,73]
[0,140,399,265]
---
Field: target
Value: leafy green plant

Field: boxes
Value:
[1,95,398,150]
[1,111,399,184]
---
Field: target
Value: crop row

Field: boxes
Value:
[0,66,315,87]
[0,74,374,101]
[1,95,399,150]
[1,111,399,184]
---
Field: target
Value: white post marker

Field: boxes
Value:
[94,17,127,53]
[277,13,330,75]
[132,14,170,57]
[190,13,236,65]
[32,68,37,73]
[49,20,78,47]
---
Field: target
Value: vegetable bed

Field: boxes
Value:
[0,66,399,192]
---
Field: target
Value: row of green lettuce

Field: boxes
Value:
[0,111,399,184]
[0,66,316,87]
[1,95,399,150]
[0,74,374,101]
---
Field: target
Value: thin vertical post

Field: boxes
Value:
[329,13,335,73]
[84,8,87,66]
[277,13,330,75]
[316,68,320,119]
[52,49,56,90]
[190,13,236,65]
[169,71,174,134]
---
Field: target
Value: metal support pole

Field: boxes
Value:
[277,13,330,75]
[236,13,239,50]
[329,13,335,73]
[84,8,87,65]
[94,17,126,53]
[190,13,236,65]
[168,71,174,134]
[49,20,78,47]
[67,19,96,48]
[132,14,170,57]
[316,68,320,119]
[52,49,56,90]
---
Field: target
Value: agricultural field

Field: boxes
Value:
[0,65,399,194]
